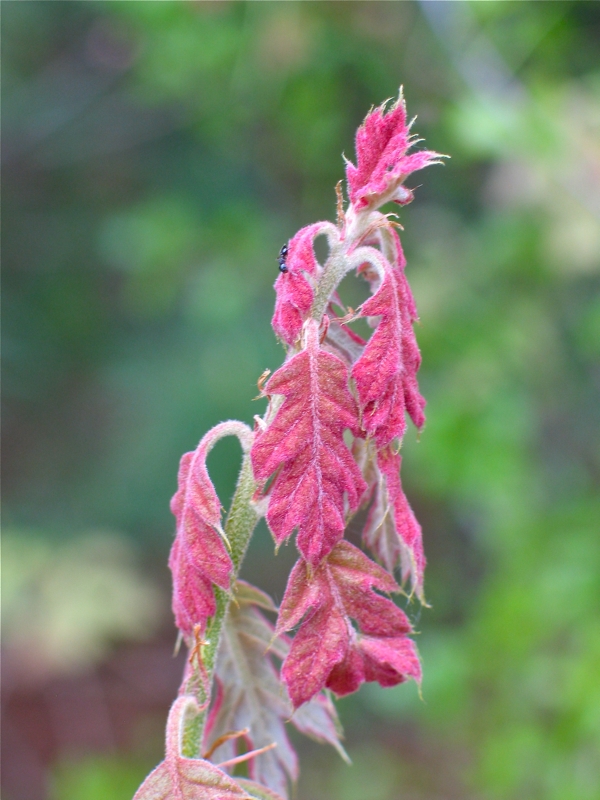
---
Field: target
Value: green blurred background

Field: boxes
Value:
[3,2,599,799]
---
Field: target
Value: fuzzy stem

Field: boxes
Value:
[310,209,374,322]
[310,243,348,322]
[180,441,259,758]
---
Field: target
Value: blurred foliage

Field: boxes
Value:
[2,2,599,800]
[3,532,165,680]
[51,756,149,800]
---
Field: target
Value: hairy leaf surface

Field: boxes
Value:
[272,222,331,345]
[252,319,367,566]
[134,697,284,800]
[345,92,442,210]
[169,439,233,638]
[352,261,425,447]
[364,447,425,599]
[276,541,420,707]
[133,758,278,800]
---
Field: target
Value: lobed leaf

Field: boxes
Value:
[276,541,419,708]
[205,585,297,798]
[345,91,444,211]
[252,319,367,566]
[364,447,425,600]
[169,439,233,638]
[352,257,425,448]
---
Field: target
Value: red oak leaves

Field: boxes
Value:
[364,447,425,601]
[252,319,367,566]
[134,697,283,800]
[272,222,334,345]
[135,93,441,800]
[169,437,233,639]
[352,259,425,448]
[133,757,279,800]
[345,91,443,211]
[275,541,421,708]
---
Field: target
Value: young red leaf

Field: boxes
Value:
[169,537,221,641]
[204,581,346,799]
[326,633,421,697]
[364,447,425,600]
[276,541,418,707]
[272,222,334,345]
[352,255,425,448]
[345,91,443,211]
[169,436,233,638]
[252,319,367,566]
[134,697,284,800]
[281,604,349,708]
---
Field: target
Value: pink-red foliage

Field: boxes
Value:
[275,541,421,708]
[364,447,425,599]
[251,319,367,566]
[345,92,441,210]
[137,91,443,800]
[271,222,330,345]
[352,256,425,448]
[169,440,233,638]
[204,581,345,797]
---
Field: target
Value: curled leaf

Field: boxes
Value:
[364,447,425,600]
[352,255,425,447]
[169,422,253,639]
[272,222,335,345]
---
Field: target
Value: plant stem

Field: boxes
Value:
[180,450,259,758]
[310,210,373,323]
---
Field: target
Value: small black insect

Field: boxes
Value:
[277,243,289,273]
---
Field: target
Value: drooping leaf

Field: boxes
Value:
[364,446,425,600]
[204,582,296,799]
[252,319,367,566]
[169,436,233,638]
[326,632,422,697]
[272,222,334,345]
[169,536,220,642]
[276,541,420,708]
[204,581,346,799]
[352,257,425,448]
[290,688,350,763]
[133,697,284,800]
[345,91,444,211]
